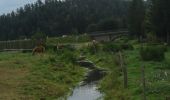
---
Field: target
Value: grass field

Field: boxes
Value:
[0,51,85,100]
[0,36,170,100]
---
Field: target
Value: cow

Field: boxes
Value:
[32,45,45,55]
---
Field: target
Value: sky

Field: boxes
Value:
[0,0,38,15]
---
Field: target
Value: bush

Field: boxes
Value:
[102,43,121,52]
[102,42,133,52]
[121,44,134,50]
[140,45,166,61]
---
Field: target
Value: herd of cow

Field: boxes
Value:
[32,40,98,55]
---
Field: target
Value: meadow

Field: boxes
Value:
[0,36,169,100]
[0,48,85,99]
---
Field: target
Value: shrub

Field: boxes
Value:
[140,45,166,61]
[102,43,121,52]
[102,42,133,52]
[121,44,134,50]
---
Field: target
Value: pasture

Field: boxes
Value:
[0,35,169,100]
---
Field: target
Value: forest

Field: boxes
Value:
[0,0,129,40]
[0,0,169,42]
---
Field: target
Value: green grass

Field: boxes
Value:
[124,48,170,100]
[80,38,170,100]
[1,35,170,100]
[83,50,131,99]
[0,50,85,99]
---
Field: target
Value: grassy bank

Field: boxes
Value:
[0,49,85,99]
[124,48,170,100]
[1,35,170,100]
[80,38,170,100]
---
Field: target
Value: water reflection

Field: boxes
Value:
[67,69,106,100]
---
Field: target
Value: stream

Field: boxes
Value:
[67,60,106,100]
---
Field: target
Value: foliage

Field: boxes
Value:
[140,45,166,61]
[149,0,170,40]
[146,31,158,43]
[32,31,46,45]
[87,18,122,32]
[102,42,133,52]
[86,24,98,32]
[97,18,120,31]
[0,0,129,40]
[128,0,145,37]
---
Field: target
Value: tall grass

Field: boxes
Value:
[0,48,85,99]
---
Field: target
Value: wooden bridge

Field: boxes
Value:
[88,30,129,42]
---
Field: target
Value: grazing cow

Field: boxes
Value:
[32,45,45,55]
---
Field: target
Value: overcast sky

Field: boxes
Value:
[0,0,38,15]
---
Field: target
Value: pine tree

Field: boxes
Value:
[128,0,145,39]
[150,0,170,42]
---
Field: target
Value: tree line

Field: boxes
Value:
[0,0,169,42]
[129,0,170,42]
[0,0,129,40]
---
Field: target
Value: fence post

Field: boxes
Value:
[141,65,146,100]
[119,51,128,88]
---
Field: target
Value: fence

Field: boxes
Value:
[0,39,35,51]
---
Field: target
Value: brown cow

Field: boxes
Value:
[32,45,45,55]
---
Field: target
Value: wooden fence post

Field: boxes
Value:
[119,51,128,88]
[141,65,146,100]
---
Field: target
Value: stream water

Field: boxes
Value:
[67,69,106,100]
